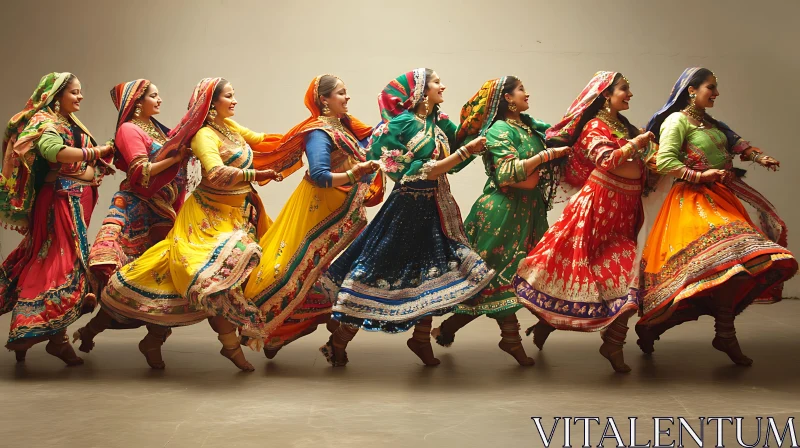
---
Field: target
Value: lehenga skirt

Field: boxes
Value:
[243,176,371,349]
[458,187,549,319]
[101,185,273,343]
[513,170,642,332]
[0,178,98,347]
[320,178,494,333]
[636,179,797,331]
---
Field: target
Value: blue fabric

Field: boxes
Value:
[324,179,493,333]
[305,130,333,188]
[645,67,741,149]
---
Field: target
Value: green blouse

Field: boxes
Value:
[656,112,734,173]
[368,110,457,183]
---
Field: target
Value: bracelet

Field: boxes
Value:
[346,170,357,184]
[680,168,702,183]
[456,147,469,161]
[242,169,256,182]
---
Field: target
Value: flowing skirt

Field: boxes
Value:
[243,176,371,348]
[101,186,273,343]
[0,178,98,347]
[459,186,549,319]
[321,178,494,333]
[514,170,641,332]
[637,179,796,331]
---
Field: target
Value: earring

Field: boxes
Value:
[689,92,697,106]
[54,100,61,113]
[134,104,142,118]
[207,106,217,121]
[508,101,518,113]
[322,103,331,115]
[603,97,611,112]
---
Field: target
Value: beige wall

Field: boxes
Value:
[1,0,799,295]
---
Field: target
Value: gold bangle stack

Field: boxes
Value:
[242,169,257,182]
[680,168,702,183]
[346,170,357,184]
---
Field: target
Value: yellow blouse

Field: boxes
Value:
[191,119,265,193]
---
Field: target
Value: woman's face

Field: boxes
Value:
[690,75,719,109]
[322,79,350,117]
[212,83,237,119]
[425,71,446,105]
[57,77,83,114]
[505,81,530,113]
[605,77,633,113]
[137,84,162,118]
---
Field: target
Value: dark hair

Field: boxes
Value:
[648,68,719,141]
[316,75,340,109]
[497,76,521,120]
[556,73,638,147]
[212,78,229,103]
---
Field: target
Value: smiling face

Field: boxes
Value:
[689,74,719,109]
[56,77,83,114]
[137,84,162,118]
[321,79,349,117]
[504,80,530,113]
[424,71,446,105]
[212,82,236,119]
[604,76,633,113]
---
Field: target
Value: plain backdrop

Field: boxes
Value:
[1,0,798,295]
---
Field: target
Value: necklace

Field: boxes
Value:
[682,104,706,126]
[596,109,627,137]
[318,115,349,135]
[506,118,533,136]
[206,119,244,146]
[131,118,166,144]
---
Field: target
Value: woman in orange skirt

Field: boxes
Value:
[636,68,797,365]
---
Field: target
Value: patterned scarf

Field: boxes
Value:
[456,77,507,146]
[0,72,94,231]
[377,68,427,122]
[545,71,617,145]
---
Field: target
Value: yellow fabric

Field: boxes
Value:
[244,178,347,298]
[642,182,753,275]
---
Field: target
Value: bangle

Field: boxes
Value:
[456,147,469,161]
[346,170,356,184]
[242,169,255,182]
[681,168,702,183]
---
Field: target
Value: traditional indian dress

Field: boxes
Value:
[457,78,557,319]
[101,78,293,350]
[636,68,797,356]
[514,72,642,333]
[318,69,493,366]
[0,72,113,362]
[72,80,189,353]
[242,75,385,354]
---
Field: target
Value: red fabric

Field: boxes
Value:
[114,123,181,197]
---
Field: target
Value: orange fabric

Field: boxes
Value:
[252,75,383,201]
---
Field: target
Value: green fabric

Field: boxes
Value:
[458,119,550,318]
[656,112,731,173]
[37,129,66,163]
[368,110,456,183]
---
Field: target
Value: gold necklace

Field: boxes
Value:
[596,109,627,137]
[318,115,348,135]
[131,118,166,144]
[206,119,243,146]
[506,118,533,136]
[682,104,706,126]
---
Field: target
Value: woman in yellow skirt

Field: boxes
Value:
[636,68,797,365]
[100,78,292,371]
[242,75,383,358]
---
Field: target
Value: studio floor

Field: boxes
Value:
[1,301,798,448]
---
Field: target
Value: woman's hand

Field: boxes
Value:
[699,169,728,183]
[256,169,283,182]
[464,136,487,155]
[756,155,780,171]
[353,160,380,177]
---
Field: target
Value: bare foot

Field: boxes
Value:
[406,338,440,366]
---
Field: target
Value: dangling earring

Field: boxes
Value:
[508,101,518,113]
[322,103,331,116]
[603,97,611,112]
[54,100,61,113]
[207,106,217,121]
[134,104,142,118]
[689,93,697,106]
[416,96,429,119]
